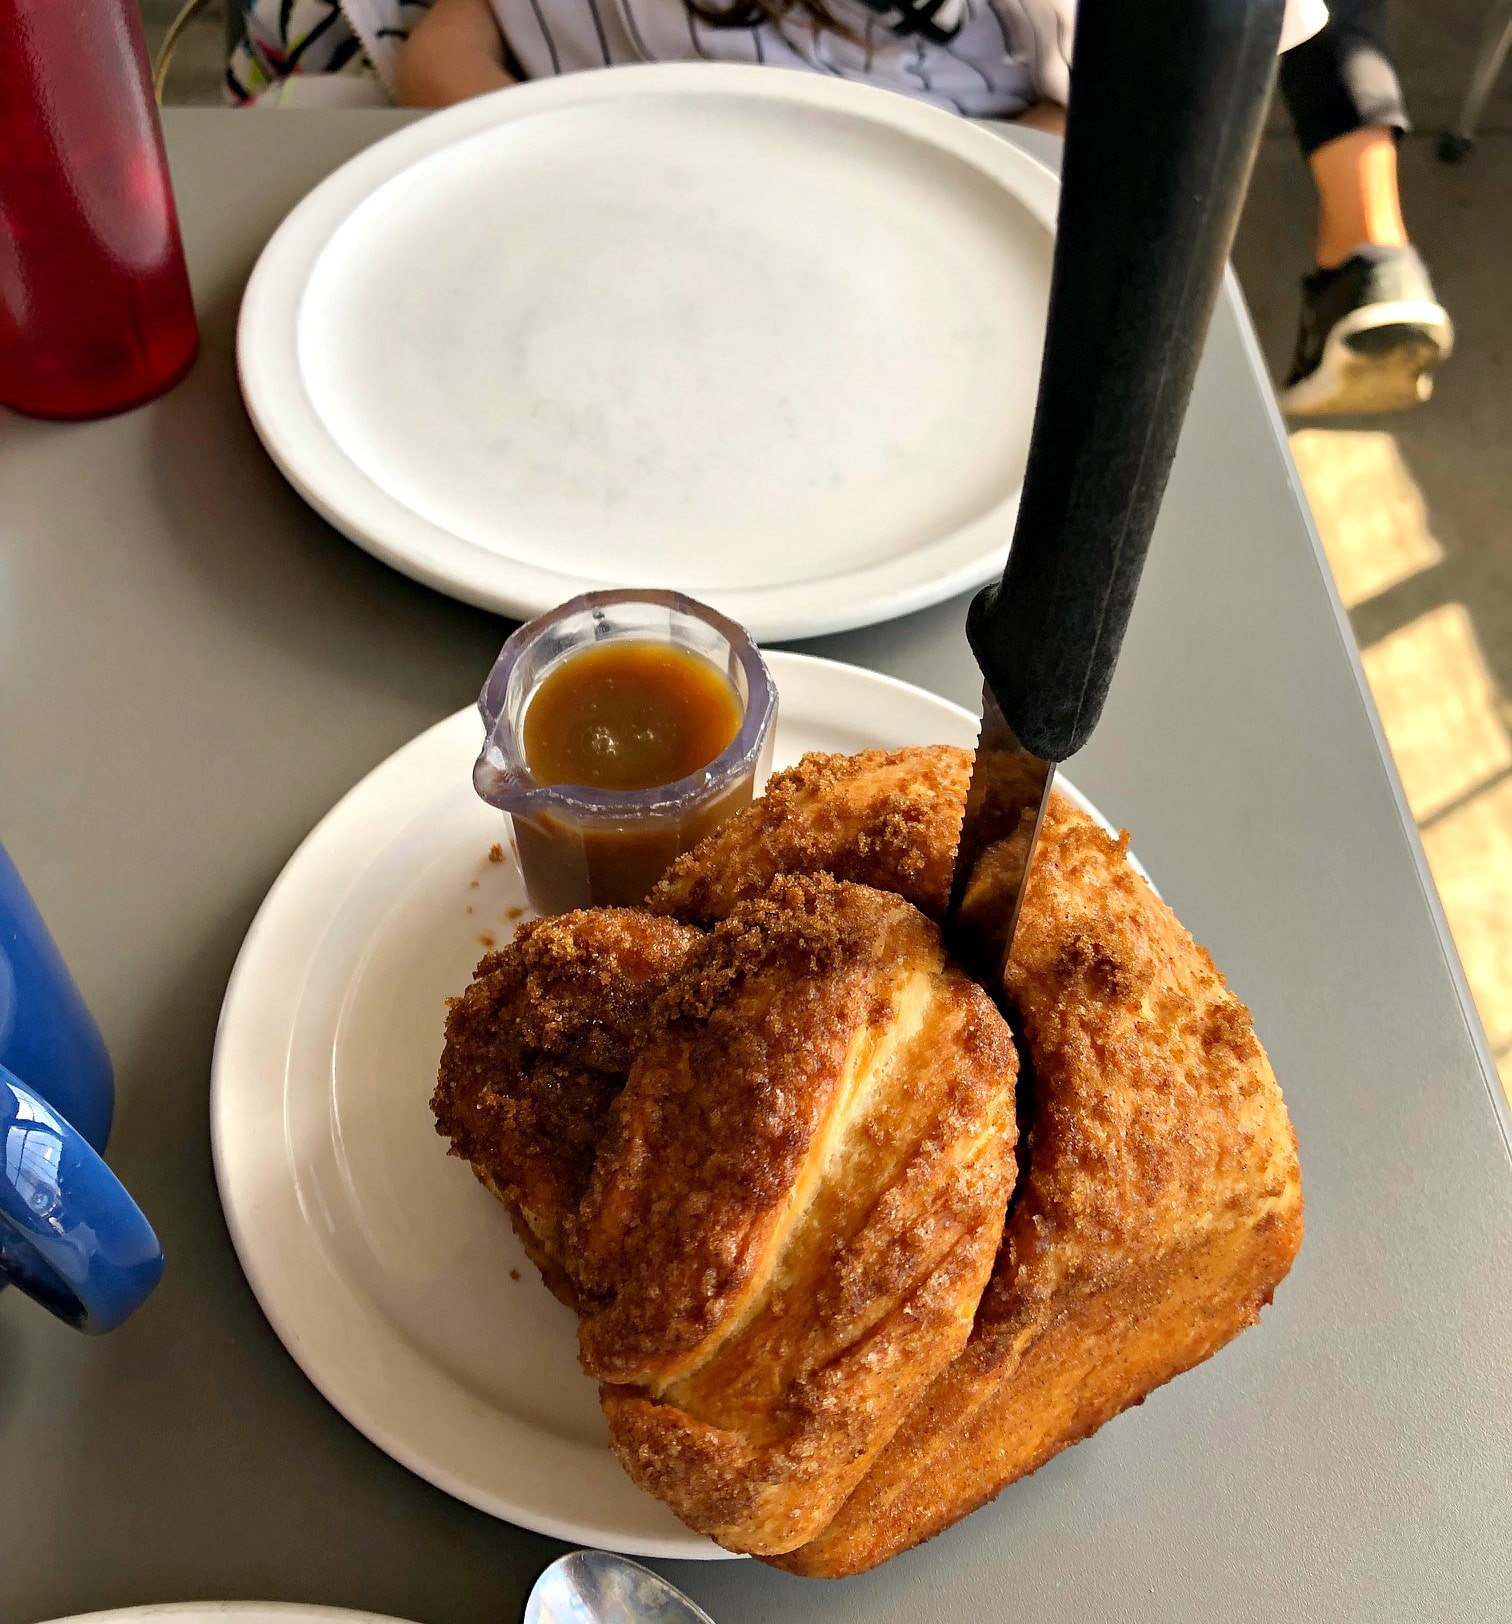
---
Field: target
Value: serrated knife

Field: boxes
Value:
[944,0,1288,990]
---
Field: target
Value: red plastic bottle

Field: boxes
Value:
[0,0,200,419]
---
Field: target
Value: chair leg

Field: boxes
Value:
[1440,0,1512,161]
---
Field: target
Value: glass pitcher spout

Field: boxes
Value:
[472,741,534,816]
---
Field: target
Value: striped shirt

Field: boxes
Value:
[489,0,1073,118]
[231,0,1327,112]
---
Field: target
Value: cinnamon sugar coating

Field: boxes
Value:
[775,790,1304,1576]
[575,876,1019,1553]
[431,908,698,1306]
[432,747,1302,1574]
[648,746,971,927]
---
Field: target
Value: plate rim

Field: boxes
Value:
[39,1604,419,1617]
[235,64,1061,642]
[210,652,1131,1559]
[35,1607,420,1624]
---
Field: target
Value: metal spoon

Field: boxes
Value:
[524,1551,717,1624]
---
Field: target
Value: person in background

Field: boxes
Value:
[236,1,1438,420]
[228,1,424,104]
[393,0,1077,121]
[1276,0,1453,415]
[232,1,1324,146]
[230,0,1076,119]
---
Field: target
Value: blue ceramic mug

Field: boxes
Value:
[0,841,163,1332]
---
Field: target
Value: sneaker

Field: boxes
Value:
[1279,245,1453,416]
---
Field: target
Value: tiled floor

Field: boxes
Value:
[145,1,1512,1097]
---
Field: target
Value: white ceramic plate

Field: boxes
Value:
[211,653,1129,1559]
[39,1608,412,1624]
[237,65,1057,642]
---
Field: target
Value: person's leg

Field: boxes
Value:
[1308,125,1407,269]
[1279,0,1409,265]
[1275,0,1451,414]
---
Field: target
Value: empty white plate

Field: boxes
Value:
[210,652,1135,1557]
[237,66,1057,641]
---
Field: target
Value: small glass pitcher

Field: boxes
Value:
[474,591,778,915]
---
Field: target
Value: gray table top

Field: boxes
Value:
[1,109,1508,1624]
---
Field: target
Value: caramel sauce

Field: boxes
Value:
[523,642,742,791]
[511,775,752,914]
[511,640,754,912]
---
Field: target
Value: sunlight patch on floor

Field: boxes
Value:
[1290,429,1444,610]
[1292,427,1512,1104]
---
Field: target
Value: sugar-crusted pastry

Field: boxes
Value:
[573,875,1021,1555]
[647,746,971,927]
[431,907,699,1307]
[432,747,1302,1575]
[773,793,1304,1575]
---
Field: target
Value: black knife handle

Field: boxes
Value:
[970,0,1285,762]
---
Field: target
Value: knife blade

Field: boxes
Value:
[944,690,1053,990]
[943,0,1287,991]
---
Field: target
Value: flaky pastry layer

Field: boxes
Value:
[431,908,698,1307]
[648,747,972,927]
[434,747,1303,1574]
[577,875,1020,1553]
[771,791,1304,1575]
